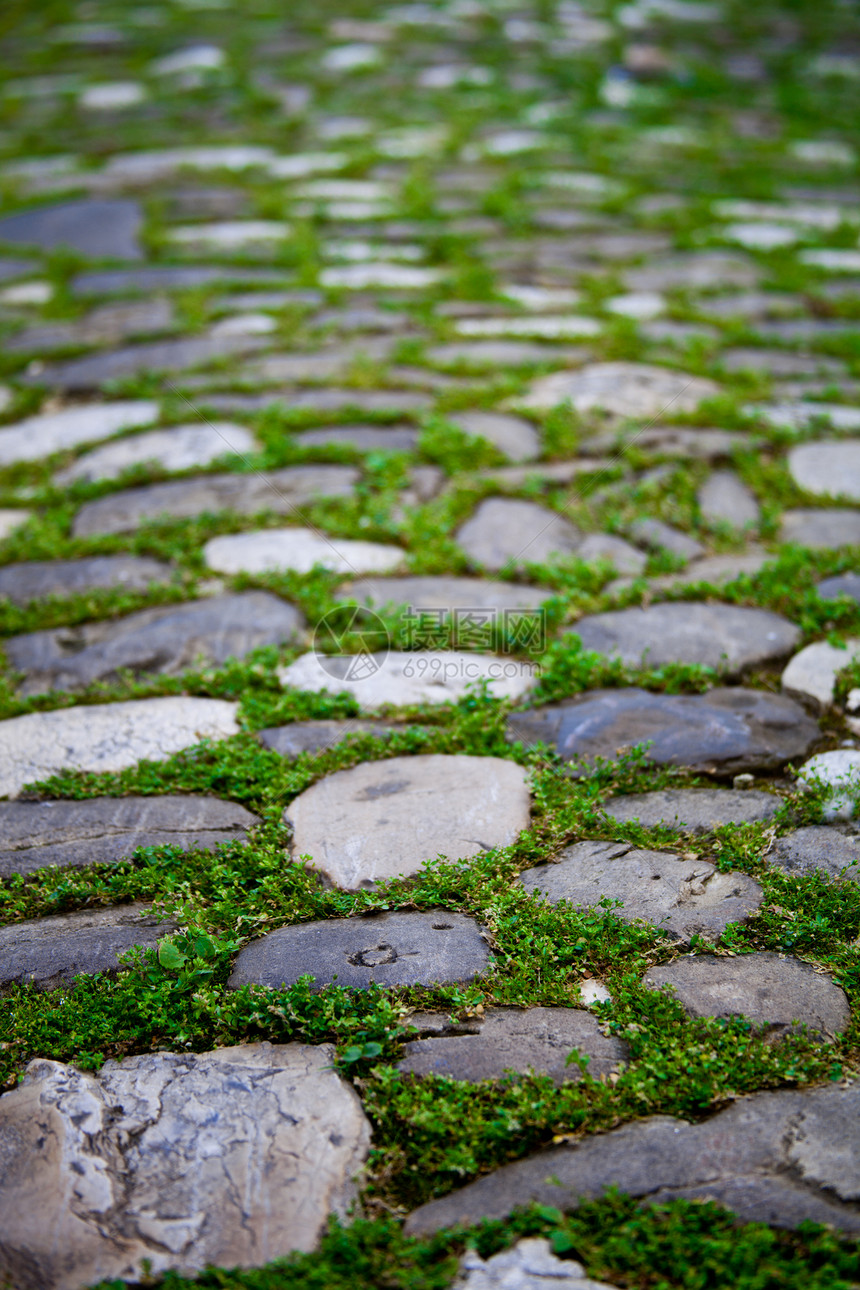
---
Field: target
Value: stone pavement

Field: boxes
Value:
[0,0,859,1286]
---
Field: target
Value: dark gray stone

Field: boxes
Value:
[507,688,820,775]
[6,299,175,354]
[0,257,39,283]
[624,253,759,292]
[406,1079,860,1236]
[0,199,143,260]
[572,603,800,676]
[604,788,781,832]
[586,425,744,461]
[338,575,549,614]
[769,826,860,881]
[227,910,489,991]
[197,389,432,414]
[72,465,358,536]
[397,1007,628,1084]
[164,188,251,220]
[0,903,176,991]
[781,509,860,549]
[0,795,257,879]
[259,720,400,758]
[71,266,287,296]
[520,840,762,942]
[23,334,269,391]
[296,425,419,452]
[0,555,171,604]
[7,592,304,695]
[817,573,860,604]
[427,340,587,367]
[456,498,581,572]
[626,519,705,562]
[644,952,850,1038]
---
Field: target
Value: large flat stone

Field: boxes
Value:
[406,1080,860,1236]
[0,902,176,991]
[0,795,257,878]
[0,401,158,466]
[203,528,404,576]
[456,498,581,571]
[7,299,176,354]
[259,720,400,758]
[769,826,860,881]
[397,1007,627,1085]
[789,441,860,502]
[507,688,819,775]
[8,592,303,696]
[285,754,530,889]
[452,411,541,462]
[296,425,419,452]
[519,840,762,942]
[337,575,550,614]
[644,952,850,1038]
[604,788,781,832]
[780,509,860,549]
[0,198,142,259]
[520,362,719,420]
[572,603,800,675]
[0,1043,370,1288]
[24,334,269,391]
[71,266,287,295]
[228,910,489,991]
[0,555,171,604]
[0,697,239,798]
[279,650,537,707]
[55,421,257,484]
[72,465,358,536]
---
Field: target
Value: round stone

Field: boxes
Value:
[203,528,404,576]
[797,750,860,821]
[781,639,860,711]
[456,498,581,571]
[521,362,719,420]
[604,788,781,832]
[55,422,257,485]
[279,650,537,708]
[452,411,541,462]
[769,826,860,881]
[285,754,530,889]
[789,440,860,501]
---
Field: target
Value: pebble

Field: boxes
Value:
[521,362,719,419]
[456,498,581,571]
[259,720,400,758]
[0,697,239,798]
[519,840,762,943]
[454,1239,621,1290]
[817,573,860,603]
[507,687,819,775]
[604,788,780,832]
[0,903,176,991]
[797,750,860,821]
[0,1044,370,1286]
[73,465,358,536]
[0,401,158,466]
[781,639,860,711]
[0,198,143,259]
[279,650,537,708]
[56,422,256,484]
[79,81,146,110]
[644,952,850,1038]
[286,754,530,889]
[770,826,860,881]
[571,602,800,675]
[697,471,760,529]
[203,528,404,577]
[398,1007,627,1085]
[228,910,489,991]
[0,555,170,604]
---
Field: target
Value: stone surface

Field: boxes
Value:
[624,252,759,291]
[397,1007,627,1085]
[26,334,268,391]
[229,910,489,990]
[520,840,762,942]
[507,688,819,776]
[456,498,581,571]
[338,575,550,614]
[789,441,860,501]
[204,528,404,577]
[770,826,860,881]
[644,952,850,1038]
[604,788,780,832]
[7,592,303,696]
[0,903,176,991]
[0,198,142,259]
[0,1044,370,1289]
[406,1079,860,1236]
[0,401,158,466]
[626,518,705,562]
[781,639,860,711]
[453,411,541,462]
[0,555,171,604]
[577,534,648,576]
[7,298,175,355]
[71,266,287,295]
[0,697,239,798]
[296,425,419,452]
[280,650,537,708]
[798,750,860,821]
[285,754,530,889]
[56,422,257,484]
[454,1238,621,1290]
[571,603,800,676]
[0,795,258,878]
[73,465,358,536]
[817,573,860,604]
[259,720,400,758]
[521,362,719,420]
[781,509,860,549]
[698,471,760,529]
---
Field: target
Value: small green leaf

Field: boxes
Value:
[157,940,188,971]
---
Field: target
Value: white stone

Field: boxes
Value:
[481,130,547,156]
[0,280,53,305]
[0,509,31,540]
[454,316,601,339]
[789,440,860,500]
[103,147,274,181]
[800,249,860,272]
[520,362,718,420]
[287,754,531,889]
[579,979,613,1007]
[56,422,257,484]
[501,284,582,310]
[151,45,226,76]
[320,264,441,289]
[167,221,290,249]
[751,403,860,433]
[376,126,448,157]
[0,401,158,466]
[713,200,856,231]
[279,650,537,708]
[455,1238,620,1290]
[304,201,391,221]
[782,639,860,711]
[79,81,146,110]
[324,239,424,263]
[540,171,624,199]
[720,222,801,250]
[267,151,348,179]
[790,140,856,166]
[209,313,278,336]
[321,43,383,72]
[811,54,860,78]
[798,750,860,821]
[293,179,390,202]
[605,291,666,319]
[204,528,405,577]
[0,697,239,798]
